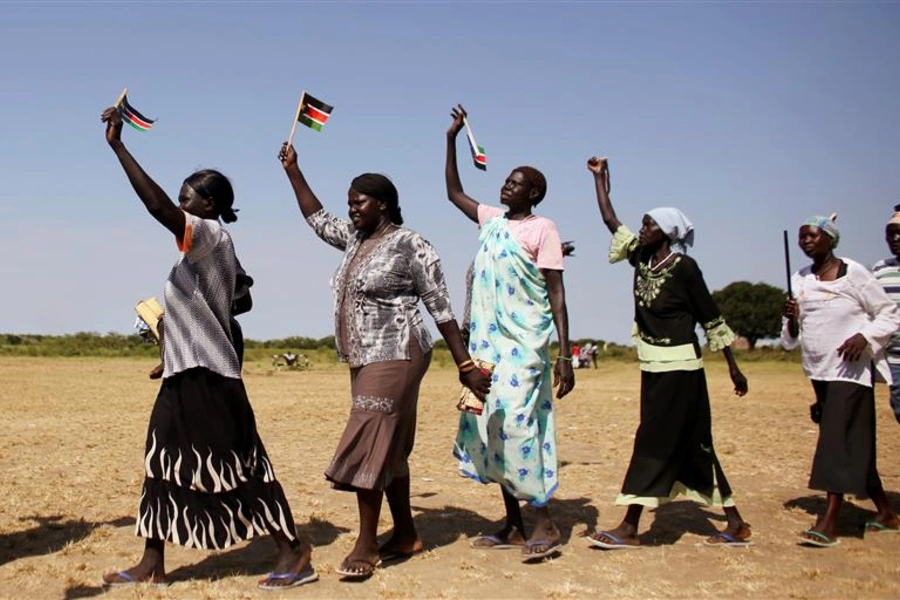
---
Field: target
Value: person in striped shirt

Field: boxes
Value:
[872,207,900,422]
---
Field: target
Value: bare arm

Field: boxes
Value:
[445,104,480,223]
[544,269,575,398]
[722,346,748,396]
[586,156,622,235]
[101,106,185,238]
[279,143,324,219]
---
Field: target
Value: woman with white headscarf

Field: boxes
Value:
[784,214,900,547]
[584,157,751,549]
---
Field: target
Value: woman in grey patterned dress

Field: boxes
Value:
[279,143,491,579]
[99,107,315,591]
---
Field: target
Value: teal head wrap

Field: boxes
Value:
[803,214,839,248]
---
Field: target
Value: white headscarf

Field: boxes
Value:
[646,207,694,250]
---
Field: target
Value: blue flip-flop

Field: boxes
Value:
[258,566,319,590]
[100,571,170,588]
[797,530,840,548]
[704,532,752,547]
[586,531,641,550]
[865,520,900,534]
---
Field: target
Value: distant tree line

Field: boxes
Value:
[0,281,789,358]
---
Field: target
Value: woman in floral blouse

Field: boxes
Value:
[279,143,491,579]
[585,156,751,549]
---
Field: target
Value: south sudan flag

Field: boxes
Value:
[298,94,333,132]
[466,128,486,171]
[119,95,156,132]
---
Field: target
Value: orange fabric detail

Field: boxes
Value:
[177,219,193,254]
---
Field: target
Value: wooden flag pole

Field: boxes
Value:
[285,91,306,149]
[114,86,128,108]
[783,230,793,298]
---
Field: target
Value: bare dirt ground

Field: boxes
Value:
[2,356,899,599]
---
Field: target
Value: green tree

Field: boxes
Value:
[712,281,785,350]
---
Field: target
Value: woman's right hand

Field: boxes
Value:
[447,104,467,139]
[279,143,298,170]
[460,366,492,401]
[782,297,799,320]
[587,156,610,193]
[586,155,608,175]
[100,106,123,146]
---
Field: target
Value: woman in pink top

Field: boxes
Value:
[445,104,575,561]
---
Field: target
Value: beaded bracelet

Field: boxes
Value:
[556,356,573,362]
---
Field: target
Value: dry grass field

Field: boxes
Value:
[2,356,900,599]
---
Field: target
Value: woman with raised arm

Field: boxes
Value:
[278,143,491,579]
[783,215,900,547]
[585,156,751,549]
[99,108,315,591]
[446,105,575,561]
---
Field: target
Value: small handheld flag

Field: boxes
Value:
[286,91,334,148]
[297,94,333,132]
[463,116,486,171]
[115,88,156,132]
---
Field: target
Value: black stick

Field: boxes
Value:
[783,230,793,298]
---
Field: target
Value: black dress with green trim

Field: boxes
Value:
[610,225,737,507]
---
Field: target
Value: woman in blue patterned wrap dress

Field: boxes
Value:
[445,105,575,560]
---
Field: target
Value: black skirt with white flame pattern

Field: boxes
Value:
[135,367,297,550]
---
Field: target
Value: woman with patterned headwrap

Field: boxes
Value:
[446,105,575,561]
[278,143,491,578]
[585,156,751,549]
[783,214,900,547]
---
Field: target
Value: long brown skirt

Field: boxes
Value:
[325,339,431,492]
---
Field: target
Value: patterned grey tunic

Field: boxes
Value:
[162,212,240,379]
[307,208,455,367]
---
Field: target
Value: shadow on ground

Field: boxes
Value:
[61,515,350,598]
[784,491,900,539]
[0,514,133,567]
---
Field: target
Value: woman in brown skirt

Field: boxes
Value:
[279,143,491,578]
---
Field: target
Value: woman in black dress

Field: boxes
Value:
[585,156,750,549]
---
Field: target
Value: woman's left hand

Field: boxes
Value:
[836,333,868,362]
[553,360,575,399]
[460,367,492,401]
[729,365,748,397]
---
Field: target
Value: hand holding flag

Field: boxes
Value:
[448,105,487,171]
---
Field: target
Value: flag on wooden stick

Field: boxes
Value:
[297,94,334,132]
[116,91,156,132]
[463,116,486,171]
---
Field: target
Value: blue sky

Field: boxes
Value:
[1,2,897,343]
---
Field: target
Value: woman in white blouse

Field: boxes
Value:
[783,215,900,547]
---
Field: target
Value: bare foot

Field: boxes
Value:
[522,523,561,559]
[705,523,751,546]
[336,553,382,578]
[588,524,640,548]
[379,534,424,560]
